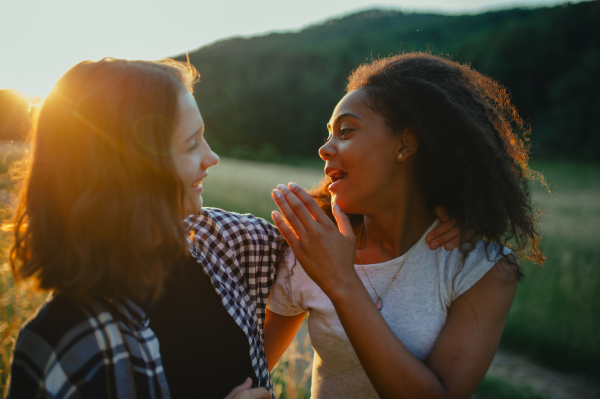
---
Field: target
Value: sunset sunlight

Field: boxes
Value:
[1,1,598,398]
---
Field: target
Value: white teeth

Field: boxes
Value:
[328,170,347,183]
[191,180,203,188]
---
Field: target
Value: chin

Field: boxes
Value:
[331,196,352,214]
[332,194,364,216]
[184,197,203,216]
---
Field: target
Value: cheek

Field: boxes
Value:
[173,154,199,184]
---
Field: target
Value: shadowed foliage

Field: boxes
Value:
[176,1,599,163]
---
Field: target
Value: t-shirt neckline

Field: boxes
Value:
[353,218,441,271]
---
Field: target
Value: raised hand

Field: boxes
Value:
[271,183,359,297]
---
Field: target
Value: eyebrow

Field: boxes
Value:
[185,125,204,143]
[326,112,362,130]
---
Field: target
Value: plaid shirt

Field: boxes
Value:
[6,295,169,399]
[7,208,284,399]
[183,208,285,396]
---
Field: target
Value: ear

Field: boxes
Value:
[396,126,419,161]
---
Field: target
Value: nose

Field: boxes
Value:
[318,140,336,161]
[202,142,220,170]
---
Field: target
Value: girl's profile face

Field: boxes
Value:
[171,90,219,216]
[319,89,403,215]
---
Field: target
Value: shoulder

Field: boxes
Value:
[11,295,106,383]
[268,248,314,313]
[17,294,91,349]
[444,241,516,270]
[184,207,278,239]
[276,248,307,282]
[442,241,517,301]
[273,249,319,297]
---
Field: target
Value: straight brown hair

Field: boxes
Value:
[10,58,200,303]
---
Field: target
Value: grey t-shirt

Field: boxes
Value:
[267,220,513,398]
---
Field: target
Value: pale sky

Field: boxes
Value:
[0,0,583,98]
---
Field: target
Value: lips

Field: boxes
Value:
[325,167,347,191]
[191,175,207,190]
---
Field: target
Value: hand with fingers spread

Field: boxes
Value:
[271,182,358,297]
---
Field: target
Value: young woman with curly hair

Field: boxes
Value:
[266,53,543,399]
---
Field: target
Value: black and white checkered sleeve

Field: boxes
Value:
[184,208,288,326]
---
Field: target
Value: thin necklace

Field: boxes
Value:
[355,221,433,311]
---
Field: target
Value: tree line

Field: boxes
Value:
[1,1,598,163]
[179,0,600,163]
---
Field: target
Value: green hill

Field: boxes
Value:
[178,1,600,163]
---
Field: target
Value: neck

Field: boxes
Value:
[356,187,433,264]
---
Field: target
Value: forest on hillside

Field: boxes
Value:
[1,1,599,163]
[178,0,600,163]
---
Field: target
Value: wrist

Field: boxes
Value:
[325,270,364,304]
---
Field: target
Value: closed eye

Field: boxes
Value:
[188,140,199,151]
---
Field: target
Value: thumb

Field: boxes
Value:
[332,203,355,242]
[224,378,252,399]
[238,377,252,390]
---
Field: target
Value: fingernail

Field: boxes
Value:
[289,182,299,190]
[430,241,438,249]
[277,184,287,192]
[445,242,453,250]
[271,211,280,220]
[334,203,341,211]
[272,189,282,199]
[426,235,433,243]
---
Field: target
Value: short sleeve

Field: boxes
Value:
[267,249,306,316]
[450,241,516,301]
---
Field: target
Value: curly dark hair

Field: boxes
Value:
[311,53,544,271]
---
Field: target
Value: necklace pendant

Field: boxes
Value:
[376,298,383,311]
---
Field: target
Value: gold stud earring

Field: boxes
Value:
[397,153,403,160]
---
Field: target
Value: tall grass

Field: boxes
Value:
[501,161,600,377]
[0,142,46,393]
[0,150,598,396]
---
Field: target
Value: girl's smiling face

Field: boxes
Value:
[171,90,219,216]
[319,89,407,215]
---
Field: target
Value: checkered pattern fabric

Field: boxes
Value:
[184,208,286,396]
[7,295,170,399]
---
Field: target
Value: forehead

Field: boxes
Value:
[177,90,202,122]
[329,89,372,123]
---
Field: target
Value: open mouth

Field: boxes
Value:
[326,169,347,189]
[191,178,204,189]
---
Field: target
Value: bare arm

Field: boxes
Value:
[263,309,306,371]
[327,260,516,399]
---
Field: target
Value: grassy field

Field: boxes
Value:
[203,158,600,396]
[501,161,600,377]
[0,146,598,397]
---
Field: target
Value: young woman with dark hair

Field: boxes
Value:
[266,53,543,398]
